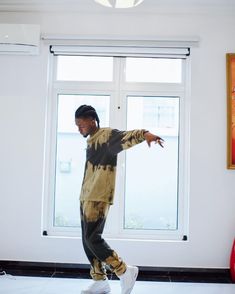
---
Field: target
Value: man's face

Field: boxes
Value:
[75,117,96,137]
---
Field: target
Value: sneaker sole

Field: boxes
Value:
[81,289,111,294]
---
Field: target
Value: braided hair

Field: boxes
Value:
[75,105,100,128]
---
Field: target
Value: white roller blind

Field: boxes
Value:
[50,44,190,58]
[43,35,199,58]
[50,45,190,58]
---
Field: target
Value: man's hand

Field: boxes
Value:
[144,131,164,148]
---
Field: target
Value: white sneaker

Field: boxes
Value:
[81,279,111,294]
[119,265,139,294]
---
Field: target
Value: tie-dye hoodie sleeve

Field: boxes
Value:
[109,129,147,154]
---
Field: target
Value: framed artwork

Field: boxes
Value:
[226,53,235,169]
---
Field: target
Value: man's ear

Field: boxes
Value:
[91,119,97,126]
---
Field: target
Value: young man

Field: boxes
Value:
[75,105,164,294]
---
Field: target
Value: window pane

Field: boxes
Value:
[54,94,110,227]
[57,56,113,81]
[126,58,182,83]
[125,96,179,230]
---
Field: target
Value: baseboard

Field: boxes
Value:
[0,260,233,283]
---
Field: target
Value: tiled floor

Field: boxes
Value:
[0,274,235,294]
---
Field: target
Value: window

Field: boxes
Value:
[54,95,110,227]
[126,58,182,83]
[43,44,190,240]
[125,96,179,231]
[57,56,113,81]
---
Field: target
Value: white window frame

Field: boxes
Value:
[42,39,192,241]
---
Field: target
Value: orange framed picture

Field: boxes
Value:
[227,53,235,169]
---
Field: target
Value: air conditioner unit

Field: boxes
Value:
[0,24,40,55]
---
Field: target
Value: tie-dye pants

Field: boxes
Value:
[80,200,127,281]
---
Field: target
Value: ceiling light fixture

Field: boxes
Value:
[94,0,144,9]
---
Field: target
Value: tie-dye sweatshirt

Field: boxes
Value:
[80,127,147,204]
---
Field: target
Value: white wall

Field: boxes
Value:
[0,6,235,269]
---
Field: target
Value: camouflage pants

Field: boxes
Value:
[80,200,126,281]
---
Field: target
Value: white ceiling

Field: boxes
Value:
[0,0,234,13]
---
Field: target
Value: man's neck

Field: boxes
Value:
[90,126,99,136]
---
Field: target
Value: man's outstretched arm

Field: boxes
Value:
[109,129,164,154]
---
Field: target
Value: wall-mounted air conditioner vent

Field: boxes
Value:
[0,24,40,55]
